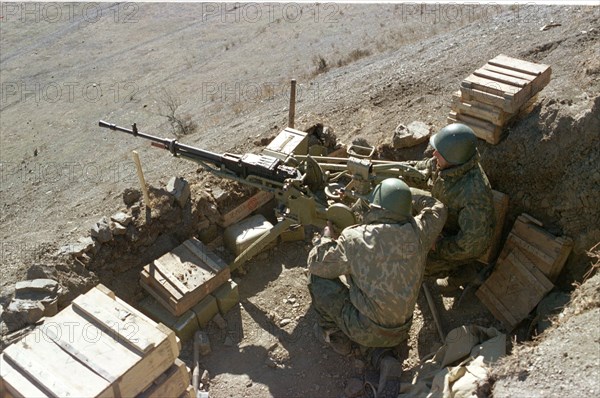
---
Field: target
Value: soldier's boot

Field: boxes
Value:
[377,355,402,396]
[436,264,479,294]
[313,323,352,356]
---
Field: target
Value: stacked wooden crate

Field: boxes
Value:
[140,238,231,317]
[0,284,193,398]
[139,237,239,343]
[449,54,551,144]
[476,214,573,330]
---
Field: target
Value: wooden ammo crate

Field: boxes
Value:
[138,358,190,398]
[0,284,180,398]
[460,54,551,113]
[498,214,573,282]
[476,246,554,330]
[141,238,230,316]
[452,54,551,144]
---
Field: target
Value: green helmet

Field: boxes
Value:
[430,123,477,165]
[367,178,412,218]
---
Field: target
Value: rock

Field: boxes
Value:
[223,335,234,347]
[15,279,60,317]
[265,357,278,368]
[353,358,366,374]
[15,279,59,296]
[201,369,210,385]
[393,121,431,149]
[91,217,113,243]
[3,299,45,332]
[196,330,212,355]
[110,221,127,235]
[344,378,364,397]
[166,177,190,207]
[111,211,132,226]
[78,236,98,254]
[212,313,227,330]
[26,264,58,280]
[279,318,292,326]
[123,188,141,206]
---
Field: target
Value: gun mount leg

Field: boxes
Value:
[230,218,295,271]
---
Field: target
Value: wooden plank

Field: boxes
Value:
[462,74,522,97]
[153,258,190,295]
[460,86,516,113]
[449,111,505,144]
[478,190,509,265]
[489,54,550,76]
[451,97,510,126]
[140,275,180,314]
[474,68,531,88]
[482,64,538,82]
[4,336,114,398]
[183,238,229,273]
[138,359,189,398]
[217,190,274,228]
[476,283,518,327]
[72,289,156,354]
[142,267,183,305]
[510,248,554,292]
[1,353,49,398]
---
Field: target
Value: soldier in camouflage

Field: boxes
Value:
[410,123,495,288]
[307,178,446,391]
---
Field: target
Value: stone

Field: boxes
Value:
[78,236,98,254]
[279,318,292,327]
[3,299,45,332]
[111,211,132,226]
[15,279,59,296]
[344,378,365,397]
[392,121,431,149]
[196,330,212,355]
[123,187,141,206]
[166,176,191,207]
[201,369,210,385]
[110,221,127,235]
[91,217,113,243]
[26,264,58,280]
[212,313,227,330]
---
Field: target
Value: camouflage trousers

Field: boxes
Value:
[424,254,477,277]
[308,275,412,348]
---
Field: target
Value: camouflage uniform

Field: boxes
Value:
[411,152,495,276]
[307,192,447,348]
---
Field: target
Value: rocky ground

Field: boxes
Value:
[1,3,599,397]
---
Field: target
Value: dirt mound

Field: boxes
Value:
[490,271,600,397]
[480,95,600,286]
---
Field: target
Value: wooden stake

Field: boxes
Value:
[132,150,151,209]
[288,79,296,128]
[422,283,445,342]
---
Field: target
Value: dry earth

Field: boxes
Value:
[1,3,599,398]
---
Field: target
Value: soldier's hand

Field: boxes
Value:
[323,221,338,239]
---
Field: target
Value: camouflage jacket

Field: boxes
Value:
[308,192,447,328]
[413,152,495,261]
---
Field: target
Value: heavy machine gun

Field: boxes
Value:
[98,120,425,269]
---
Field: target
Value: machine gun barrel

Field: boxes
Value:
[98,121,299,184]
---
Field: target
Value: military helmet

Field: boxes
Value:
[367,178,412,218]
[430,123,477,165]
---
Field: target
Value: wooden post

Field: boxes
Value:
[422,283,445,342]
[288,79,296,128]
[132,150,151,209]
